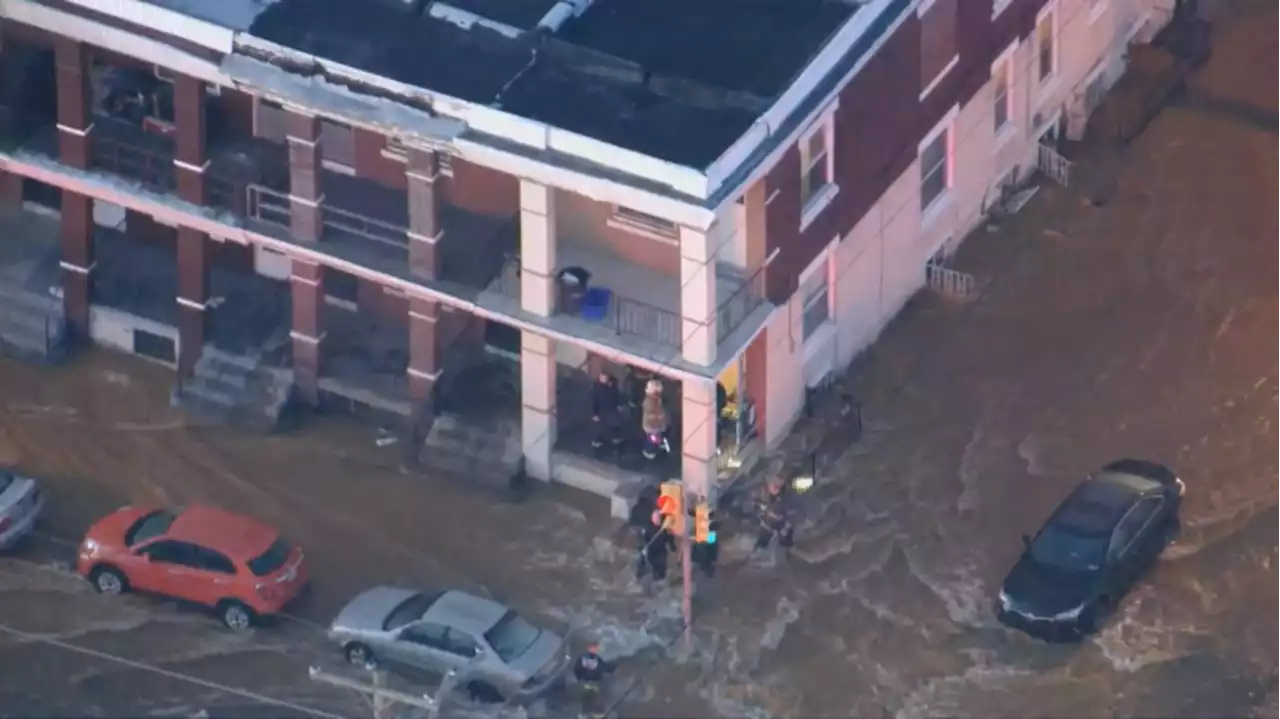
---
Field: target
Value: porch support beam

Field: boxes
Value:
[680,379,719,501]
[60,190,94,341]
[54,37,92,170]
[173,74,208,207]
[406,147,442,279]
[518,179,556,317]
[679,224,720,366]
[520,332,556,481]
[407,296,441,405]
[290,259,325,404]
[176,226,209,375]
[286,111,323,243]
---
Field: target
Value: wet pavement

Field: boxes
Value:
[1,4,1277,718]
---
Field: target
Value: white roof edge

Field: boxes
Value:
[0,0,233,85]
[701,0,900,194]
[48,0,235,53]
[233,34,711,201]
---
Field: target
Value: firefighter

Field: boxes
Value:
[754,479,794,558]
[636,510,675,584]
[640,379,669,459]
[591,372,623,451]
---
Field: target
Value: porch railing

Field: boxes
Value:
[245,184,292,228]
[715,263,768,344]
[91,133,176,193]
[244,184,409,248]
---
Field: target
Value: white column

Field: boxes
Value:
[519,180,557,480]
[679,224,718,366]
[681,379,719,501]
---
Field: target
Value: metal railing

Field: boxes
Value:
[926,260,976,301]
[90,133,175,193]
[1037,142,1073,187]
[715,263,768,344]
[245,184,409,249]
[245,184,293,229]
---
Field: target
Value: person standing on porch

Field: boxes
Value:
[640,379,669,459]
[591,372,623,451]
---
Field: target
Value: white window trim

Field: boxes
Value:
[916,0,939,16]
[919,104,958,227]
[797,237,837,355]
[991,40,1019,150]
[1035,1,1061,96]
[991,0,1013,20]
[920,54,959,102]
[798,110,839,232]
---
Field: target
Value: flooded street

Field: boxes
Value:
[1,4,1276,718]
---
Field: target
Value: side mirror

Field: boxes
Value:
[1021,534,1032,549]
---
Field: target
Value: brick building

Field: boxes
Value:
[0,0,1172,506]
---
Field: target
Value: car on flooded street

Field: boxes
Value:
[0,468,45,550]
[75,504,309,630]
[996,458,1185,642]
[328,587,572,703]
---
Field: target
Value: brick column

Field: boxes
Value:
[679,224,719,366]
[407,296,440,405]
[177,227,209,374]
[290,259,325,404]
[285,111,323,242]
[55,38,94,340]
[54,38,92,169]
[0,171,22,208]
[681,380,719,502]
[60,193,94,340]
[518,179,557,481]
[174,75,209,375]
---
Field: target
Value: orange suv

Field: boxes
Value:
[76,505,309,630]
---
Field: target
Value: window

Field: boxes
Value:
[485,611,542,664]
[1108,497,1163,559]
[1030,526,1107,571]
[320,121,356,169]
[608,205,678,240]
[254,98,289,143]
[189,546,237,574]
[140,541,197,567]
[918,0,958,99]
[798,116,835,216]
[992,51,1013,134]
[799,257,831,341]
[1036,7,1058,84]
[124,510,177,547]
[919,113,954,212]
[383,593,443,631]
[383,137,454,176]
[247,537,292,576]
[443,629,480,657]
[400,623,450,650]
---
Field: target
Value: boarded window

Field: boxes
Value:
[919,0,958,94]
[320,121,355,167]
[255,99,288,143]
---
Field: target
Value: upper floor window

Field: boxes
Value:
[608,205,679,241]
[320,120,355,169]
[992,42,1017,136]
[918,0,958,100]
[1036,5,1059,85]
[799,250,832,342]
[919,108,956,216]
[254,98,289,143]
[799,111,837,230]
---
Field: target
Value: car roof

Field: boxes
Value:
[1051,477,1142,536]
[422,590,509,636]
[165,505,279,561]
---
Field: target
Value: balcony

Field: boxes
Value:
[480,240,769,366]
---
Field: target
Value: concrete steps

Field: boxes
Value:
[419,414,524,490]
[0,280,69,364]
[176,348,295,432]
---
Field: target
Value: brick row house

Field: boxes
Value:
[0,0,1172,508]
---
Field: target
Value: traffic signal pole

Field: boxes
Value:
[681,515,694,650]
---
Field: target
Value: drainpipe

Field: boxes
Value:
[537,0,596,33]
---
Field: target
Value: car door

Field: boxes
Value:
[144,540,207,602]
[389,622,456,675]
[132,540,187,594]
[184,545,239,606]
[1105,497,1164,591]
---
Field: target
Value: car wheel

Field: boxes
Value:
[90,566,128,596]
[1080,595,1115,634]
[344,642,377,668]
[467,681,505,704]
[217,600,256,632]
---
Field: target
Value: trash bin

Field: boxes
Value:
[556,266,591,314]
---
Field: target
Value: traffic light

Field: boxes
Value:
[693,503,716,544]
[656,481,684,533]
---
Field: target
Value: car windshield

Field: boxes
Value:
[484,611,542,664]
[247,537,292,577]
[383,593,438,632]
[124,510,176,546]
[1030,524,1107,571]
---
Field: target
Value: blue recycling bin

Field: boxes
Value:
[580,287,613,322]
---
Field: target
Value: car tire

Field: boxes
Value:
[89,566,128,596]
[467,681,505,704]
[217,600,256,632]
[344,642,377,668]
[1080,595,1115,634]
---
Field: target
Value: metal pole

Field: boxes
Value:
[308,666,441,719]
[372,670,391,719]
[681,517,693,650]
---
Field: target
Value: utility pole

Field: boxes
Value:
[308,666,454,719]
[681,518,693,650]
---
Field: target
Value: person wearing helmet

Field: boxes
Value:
[754,478,794,557]
[575,642,615,718]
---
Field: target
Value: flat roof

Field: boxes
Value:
[244,0,860,167]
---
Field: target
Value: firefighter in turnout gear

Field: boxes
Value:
[754,478,795,557]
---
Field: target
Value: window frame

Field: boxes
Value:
[797,243,834,344]
[991,40,1019,141]
[1035,2,1060,88]
[918,104,957,220]
[798,107,839,231]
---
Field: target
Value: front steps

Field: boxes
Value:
[0,280,69,365]
[174,347,295,432]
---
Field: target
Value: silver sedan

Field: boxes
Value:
[0,469,44,550]
[328,587,571,702]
